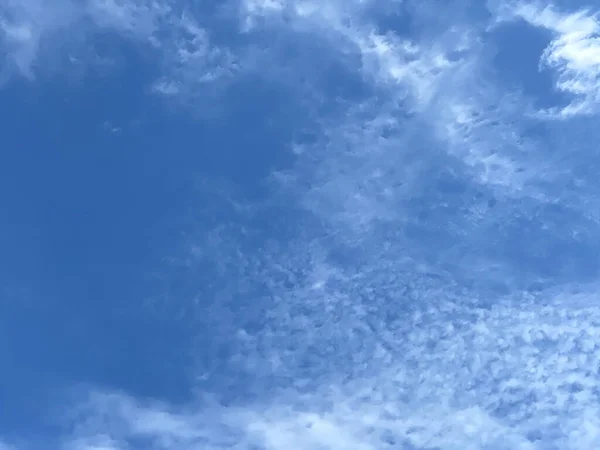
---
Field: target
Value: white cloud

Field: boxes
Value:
[498,2,600,118]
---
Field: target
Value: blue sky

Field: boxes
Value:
[3,0,600,449]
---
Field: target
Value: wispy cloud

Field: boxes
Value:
[240,0,463,107]
[0,0,237,94]
[496,2,600,117]
[238,0,563,209]
[148,13,239,101]
[0,0,82,81]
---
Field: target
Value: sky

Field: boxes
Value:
[2,0,600,448]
